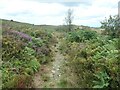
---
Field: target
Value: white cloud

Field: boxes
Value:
[0,0,119,27]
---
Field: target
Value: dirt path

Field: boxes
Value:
[32,32,65,88]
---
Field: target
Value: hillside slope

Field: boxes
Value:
[1,19,56,88]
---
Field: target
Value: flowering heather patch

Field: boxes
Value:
[8,30,32,42]
[2,20,55,88]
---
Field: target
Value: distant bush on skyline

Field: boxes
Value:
[101,15,120,38]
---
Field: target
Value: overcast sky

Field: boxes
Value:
[0,0,119,27]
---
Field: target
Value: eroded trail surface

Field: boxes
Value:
[33,32,65,88]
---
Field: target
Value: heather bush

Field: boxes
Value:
[2,20,54,88]
[2,37,40,88]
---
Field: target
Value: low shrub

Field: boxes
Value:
[61,34,119,88]
[67,30,97,42]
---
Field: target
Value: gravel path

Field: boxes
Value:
[33,32,65,88]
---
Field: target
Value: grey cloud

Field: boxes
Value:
[59,1,93,7]
[59,2,92,7]
[28,0,93,6]
[59,2,80,7]
[7,11,33,17]
[75,15,103,20]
